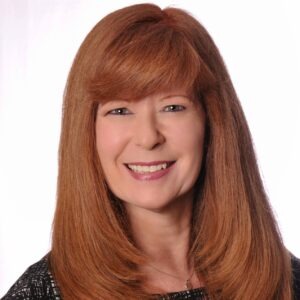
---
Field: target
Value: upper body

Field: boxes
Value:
[2,254,208,299]
[2,254,300,299]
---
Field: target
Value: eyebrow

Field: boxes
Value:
[159,94,191,101]
[99,100,130,108]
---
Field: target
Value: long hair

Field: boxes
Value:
[50,4,292,299]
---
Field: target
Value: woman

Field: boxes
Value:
[3,3,300,299]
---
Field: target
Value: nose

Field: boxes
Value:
[133,114,165,150]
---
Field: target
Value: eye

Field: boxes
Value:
[163,105,186,112]
[106,107,131,115]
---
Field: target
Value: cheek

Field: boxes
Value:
[189,126,205,150]
[172,118,205,153]
[181,121,206,184]
[95,122,128,164]
[187,111,206,151]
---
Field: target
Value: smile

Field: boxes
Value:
[124,161,175,180]
[128,163,165,173]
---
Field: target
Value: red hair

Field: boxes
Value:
[50,4,292,299]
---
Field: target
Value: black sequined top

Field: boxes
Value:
[2,255,300,299]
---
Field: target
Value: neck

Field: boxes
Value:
[125,191,204,293]
[126,191,194,273]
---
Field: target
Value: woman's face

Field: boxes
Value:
[95,89,206,212]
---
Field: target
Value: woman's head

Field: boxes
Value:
[51,4,292,299]
[56,3,229,213]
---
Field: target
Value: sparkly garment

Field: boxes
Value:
[2,255,300,299]
[158,288,207,299]
[1,256,60,300]
[1,255,206,300]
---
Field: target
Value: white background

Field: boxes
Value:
[0,0,299,296]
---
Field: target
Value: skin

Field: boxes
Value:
[95,89,206,292]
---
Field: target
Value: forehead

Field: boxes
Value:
[96,87,197,106]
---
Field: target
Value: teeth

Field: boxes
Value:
[127,163,168,174]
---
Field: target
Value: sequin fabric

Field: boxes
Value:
[1,256,60,299]
[2,255,300,299]
[1,255,207,299]
[158,288,207,299]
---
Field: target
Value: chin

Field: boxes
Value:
[125,200,171,212]
[123,194,189,214]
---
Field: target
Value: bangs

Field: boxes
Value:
[88,21,215,103]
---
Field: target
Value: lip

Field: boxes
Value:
[124,161,176,181]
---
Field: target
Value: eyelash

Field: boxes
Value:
[107,105,186,115]
[163,105,185,112]
[107,108,131,115]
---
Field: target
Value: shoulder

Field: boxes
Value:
[2,255,61,300]
[292,254,300,299]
